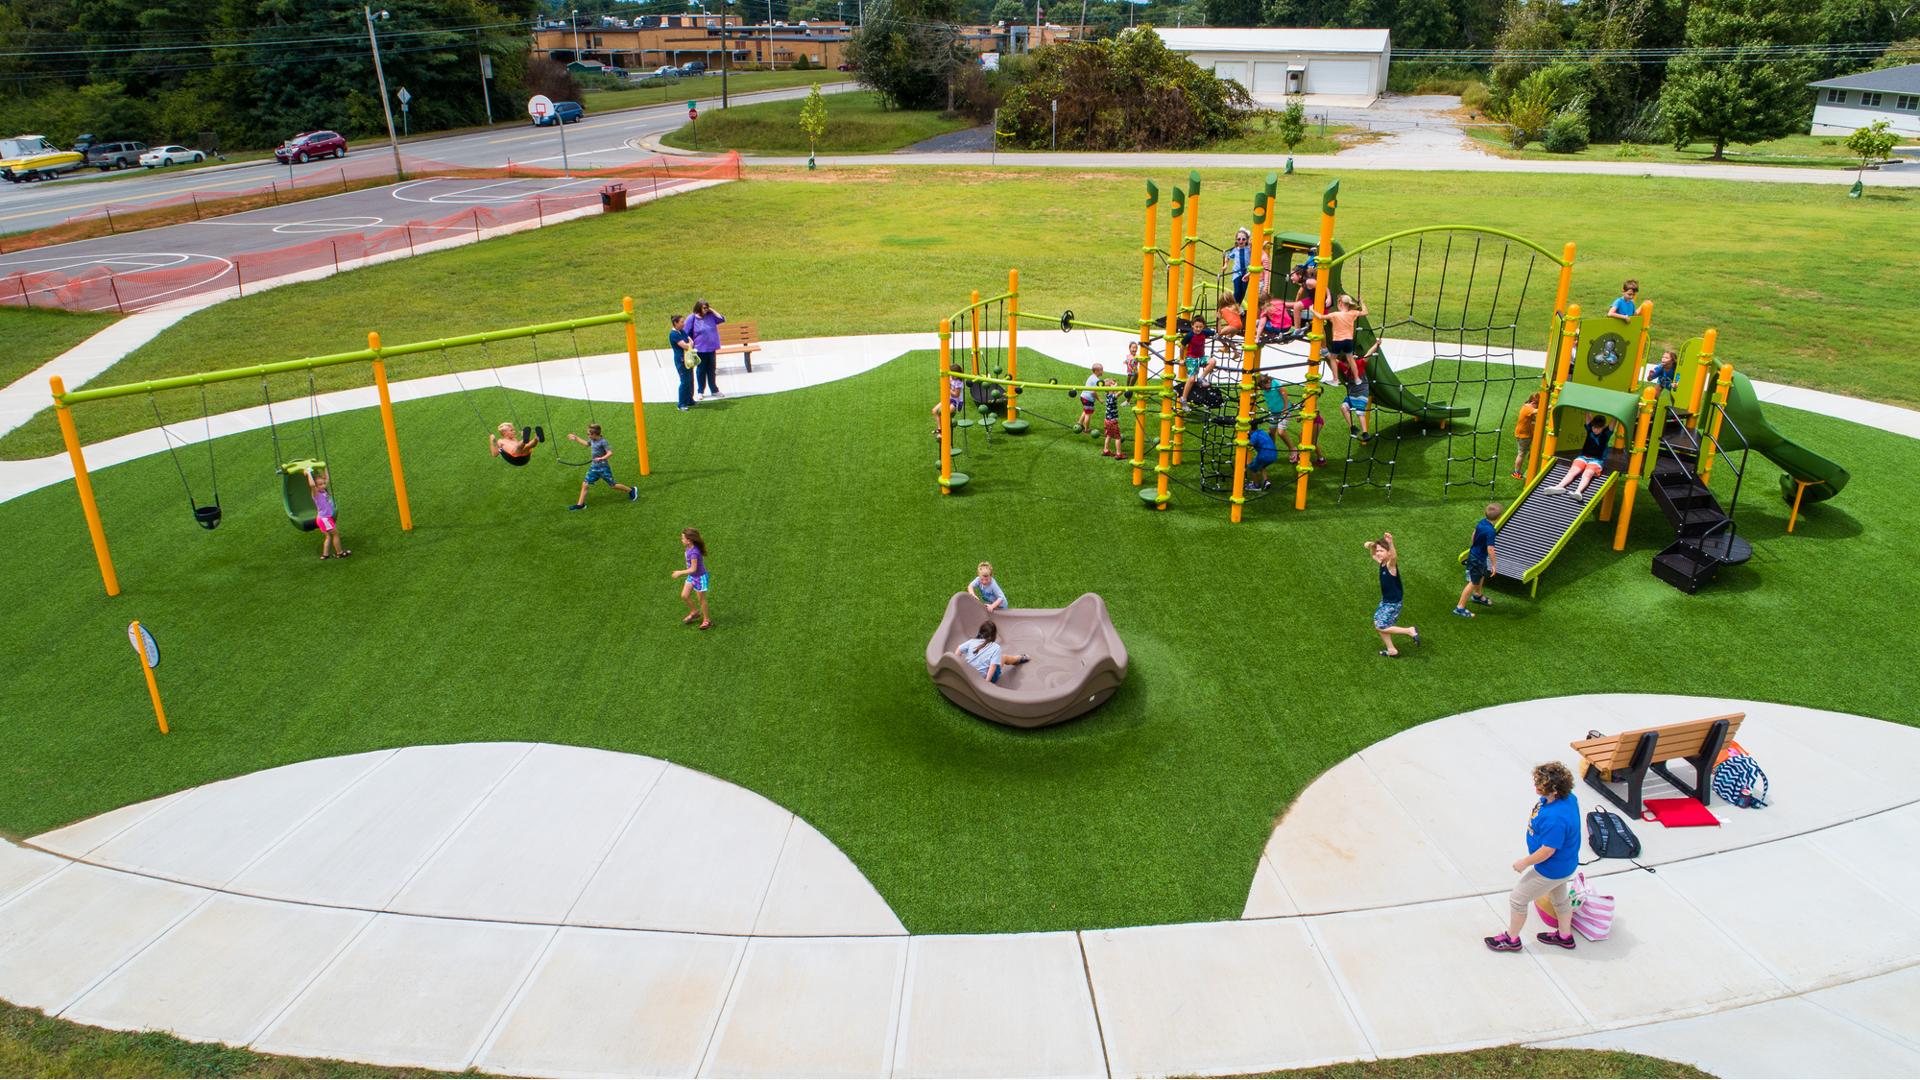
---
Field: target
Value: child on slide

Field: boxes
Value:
[490,422,543,463]
[954,620,1031,685]
[671,527,712,629]
[1544,414,1616,499]
[308,468,349,560]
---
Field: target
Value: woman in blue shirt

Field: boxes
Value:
[1486,761,1581,952]
[668,314,695,411]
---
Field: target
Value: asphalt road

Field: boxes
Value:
[1,174,688,310]
[0,81,849,236]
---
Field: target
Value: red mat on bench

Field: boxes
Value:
[1642,797,1720,827]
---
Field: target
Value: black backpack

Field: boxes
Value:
[1587,809,1641,860]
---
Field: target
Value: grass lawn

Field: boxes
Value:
[0,308,117,389]
[0,1000,472,1077]
[1204,123,1363,155]
[1465,127,1872,169]
[0,339,1909,934]
[659,90,972,153]
[1256,1046,1711,1077]
[589,68,853,115]
[3,165,1913,462]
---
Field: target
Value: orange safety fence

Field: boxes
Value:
[0,152,740,314]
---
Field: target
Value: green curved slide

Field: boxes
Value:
[1352,315,1469,423]
[1719,369,1850,506]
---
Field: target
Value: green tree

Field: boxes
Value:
[1844,118,1898,179]
[1205,0,1264,26]
[798,82,829,159]
[1276,94,1306,152]
[1658,0,1819,158]
[846,0,971,110]
[989,0,1029,21]
[1495,72,1557,147]
[998,25,1253,149]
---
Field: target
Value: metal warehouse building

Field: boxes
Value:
[1153,28,1392,105]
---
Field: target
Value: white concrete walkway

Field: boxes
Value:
[4,696,1918,1076]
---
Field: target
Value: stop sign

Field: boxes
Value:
[527,94,554,121]
[688,107,698,120]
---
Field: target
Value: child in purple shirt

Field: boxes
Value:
[672,527,712,629]
[307,467,349,560]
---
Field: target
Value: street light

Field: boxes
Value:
[572,8,581,62]
[364,7,404,180]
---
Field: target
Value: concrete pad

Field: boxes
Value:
[1656,837,1920,991]
[1242,854,1298,919]
[1809,803,1920,911]
[1524,870,1783,1025]
[229,743,530,908]
[752,818,904,936]
[87,750,394,886]
[478,927,743,1079]
[699,936,907,1078]
[1803,965,1920,1053]
[1310,897,1585,1055]
[1540,995,1920,1078]
[1082,919,1371,1076]
[0,864,204,1013]
[63,894,370,1045]
[893,933,1105,1078]
[0,840,62,904]
[1355,720,1540,894]
[1265,756,1475,912]
[569,764,792,934]
[255,913,553,1071]
[29,791,185,858]
[392,744,664,923]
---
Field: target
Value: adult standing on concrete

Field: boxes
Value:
[687,299,726,399]
[1485,761,1581,953]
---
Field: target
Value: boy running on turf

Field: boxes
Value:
[566,423,638,510]
[1456,503,1501,617]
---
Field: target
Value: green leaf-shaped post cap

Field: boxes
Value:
[1171,187,1186,216]
[1322,180,1340,217]
[1145,179,1159,205]
[1188,170,1201,194]
[1265,171,1278,197]
[1253,191,1268,223]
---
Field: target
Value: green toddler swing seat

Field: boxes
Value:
[279,459,326,532]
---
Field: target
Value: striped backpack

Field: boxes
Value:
[1711,741,1769,808]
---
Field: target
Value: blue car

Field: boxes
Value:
[534,101,585,126]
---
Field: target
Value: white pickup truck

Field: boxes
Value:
[0,135,86,182]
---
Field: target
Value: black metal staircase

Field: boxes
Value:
[1648,410,1751,593]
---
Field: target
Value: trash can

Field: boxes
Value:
[600,183,628,213]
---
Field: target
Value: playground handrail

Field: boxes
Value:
[1324,224,1572,271]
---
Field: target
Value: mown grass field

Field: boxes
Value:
[581,67,852,114]
[659,89,972,153]
[1465,127,1879,169]
[1,165,1912,461]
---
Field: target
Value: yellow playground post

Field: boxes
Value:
[1295,180,1339,511]
[1688,327,1718,430]
[1153,196,1183,510]
[127,620,168,734]
[1006,269,1020,425]
[969,289,983,375]
[1613,384,1659,550]
[1228,191,1268,523]
[1701,359,1734,484]
[51,375,119,597]
[1133,181,1159,487]
[938,320,956,494]
[367,332,415,533]
[624,296,651,477]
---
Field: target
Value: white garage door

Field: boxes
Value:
[1253,62,1289,94]
[1306,58,1373,94]
[1213,61,1248,88]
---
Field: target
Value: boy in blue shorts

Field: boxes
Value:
[1456,503,1501,617]
[565,423,638,510]
[1246,424,1280,492]
[1340,349,1374,443]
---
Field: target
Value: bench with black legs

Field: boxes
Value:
[1570,712,1745,818]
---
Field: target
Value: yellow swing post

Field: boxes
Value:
[1294,180,1339,511]
[1150,190,1184,511]
[1687,328,1718,431]
[51,375,120,597]
[1228,192,1268,523]
[1133,181,1159,487]
[1613,384,1659,550]
[938,320,956,494]
[1006,269,1020,424]
[367,332,414,532]
[624,296,651,476]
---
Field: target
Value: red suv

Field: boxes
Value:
[275,130,347,164]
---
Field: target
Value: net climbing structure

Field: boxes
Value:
[933,175,1586,522]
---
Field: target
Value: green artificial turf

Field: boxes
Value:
[0,344,1908,935]
[2,166,1910,464]
[0,308,117,389]
[659,90,972,153]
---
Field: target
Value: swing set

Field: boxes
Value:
[52,297,651,598]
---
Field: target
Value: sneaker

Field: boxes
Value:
[535,426,545,441]
[678,405,690,412]
[567,503,585,511]
[521,426,533,443]
[1484,933,1523,953]
[1453,606,1475,618]
[1536,931,1576,950]
[710,391,725,398]
[1349,423,1358,435]
[1471,594,1492,607]
[628,486,639,502]
[1510,471,1525,480]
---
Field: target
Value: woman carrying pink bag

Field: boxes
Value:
[1486,762,1582,953]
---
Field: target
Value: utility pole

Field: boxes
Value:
[768,0,776,69]
[572,8,582,61]
[1078,0,1086,36]
[476,29,493,125]
[364,7,404,180]
[721,4,732,107]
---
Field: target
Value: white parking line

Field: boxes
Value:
[269,216,386,235]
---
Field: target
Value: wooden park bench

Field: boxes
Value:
[1570,712,1744,818]
[716,321,761,372]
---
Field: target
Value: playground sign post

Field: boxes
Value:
[126,620,168,734]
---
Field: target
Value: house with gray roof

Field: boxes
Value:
[1808,63,1920,137]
